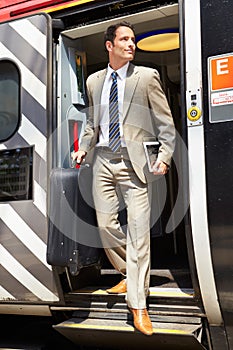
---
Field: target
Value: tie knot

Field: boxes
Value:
[111,71,117,81]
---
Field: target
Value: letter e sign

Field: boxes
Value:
[210,54,233,91]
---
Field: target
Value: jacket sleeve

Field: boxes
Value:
[78,76,97,153]
[148,70,176,166]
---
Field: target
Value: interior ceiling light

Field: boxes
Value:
[136,28,179,52]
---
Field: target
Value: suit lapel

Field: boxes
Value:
[93,69,107,123]
[95,69,106,102]
[123,63,139,120]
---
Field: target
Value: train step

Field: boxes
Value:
[64,268,196,306]
[53,285,206,349]
[65,285,197,308]
[54,315,207,350]
[53,269,207,348]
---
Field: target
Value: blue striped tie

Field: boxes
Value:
[109,71,121,152]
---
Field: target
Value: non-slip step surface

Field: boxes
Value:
[54,317,207,350]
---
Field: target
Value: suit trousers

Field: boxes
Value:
[92,147,152,309]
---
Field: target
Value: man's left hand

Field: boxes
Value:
[152,160,169,175]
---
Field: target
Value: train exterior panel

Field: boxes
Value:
[0,0,95,22]
[0,13,60,304]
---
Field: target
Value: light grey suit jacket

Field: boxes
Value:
[79,63,176,184]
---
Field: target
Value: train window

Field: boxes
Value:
[0,60,20,142]
[0,147,33,202]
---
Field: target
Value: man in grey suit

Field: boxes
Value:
[72,22,175,335]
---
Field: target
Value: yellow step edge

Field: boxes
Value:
[59,322,191,335]
[150,290,193,298]
[73,288,194,298]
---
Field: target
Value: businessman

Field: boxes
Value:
[72,22,175,335]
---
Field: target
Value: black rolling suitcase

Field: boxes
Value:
[47,166,101,276]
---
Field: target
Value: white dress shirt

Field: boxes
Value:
[97,62,129,147]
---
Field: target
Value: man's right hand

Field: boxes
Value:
[71,150,87,165]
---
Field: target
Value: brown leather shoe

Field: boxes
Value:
[130,308,153,336]
[106,279,127,294]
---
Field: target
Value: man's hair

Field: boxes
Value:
[104,21,135,45]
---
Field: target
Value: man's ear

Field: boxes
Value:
[105,40,113,52]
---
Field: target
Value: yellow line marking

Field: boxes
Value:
[150,291,193,297]
[74,289,194,298]
[60,322,190,334]
[44,0,95,13]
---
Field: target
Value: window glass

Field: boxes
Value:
[0,60,20,142]
[0,147,33,202]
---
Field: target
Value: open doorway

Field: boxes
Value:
[57,3,192,293]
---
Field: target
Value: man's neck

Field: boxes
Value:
[109,59,130,71]
[110,61,130,72]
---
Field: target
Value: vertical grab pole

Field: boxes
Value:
[73,121,80,168]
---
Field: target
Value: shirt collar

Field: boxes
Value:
[107,62,129,80]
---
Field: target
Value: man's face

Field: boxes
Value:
[107,26,136,65]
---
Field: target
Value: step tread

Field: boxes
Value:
[70,302,203,313]
[69,286,194,298]
[55,317,202,335]
[51,303,204,318]
[71,310,203,325]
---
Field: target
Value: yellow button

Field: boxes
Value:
[187,106,201,121]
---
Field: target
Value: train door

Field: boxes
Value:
[196,0,233,348]
[52,2,210,349]
[0,14,60,309]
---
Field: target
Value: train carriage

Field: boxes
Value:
[0,0,232,349]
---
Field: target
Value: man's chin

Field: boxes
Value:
[127,55,134,61]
